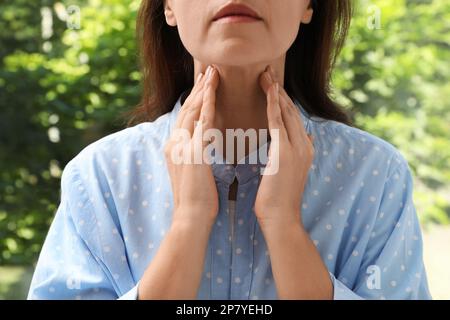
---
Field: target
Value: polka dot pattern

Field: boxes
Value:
[28,91,431,300]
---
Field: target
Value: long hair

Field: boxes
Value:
[125,0,353,127]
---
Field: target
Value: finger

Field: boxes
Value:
[267,82,288,144]
[180,67,213,136]
[259,67,272,95]
[278,85,310,142]
[193,66,220,147]
[268,65,309,146]
[174,68,209,131]
[279,92,298,146]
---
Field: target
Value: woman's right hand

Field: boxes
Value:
[164,65,220,230]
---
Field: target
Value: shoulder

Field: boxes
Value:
[65,111,172,174]
[309,116,410,176]
[57,111,175,204]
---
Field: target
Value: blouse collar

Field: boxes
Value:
[168,90,312,185]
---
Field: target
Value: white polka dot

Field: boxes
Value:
[112,228,118,235]
[216,277,223,284]
[148,242,154,250]
[49,287,55,293]
[372,170,379,176]
[206,272,211,279]
[240,193,246,198]
[327,254,333,260]
[253,239,258,246]
[265,278,271,285]
[216,249,222,255]
[349,148,354,155]
[238,219,244,225]
[132,252,139,259]
[369,196,376,202]
[352,250,359,257]
[324,176,331,182]
[336,162,343,169]
[234,277,241,284]
[302,203,308,209]
[313,240,319,246]
[142,200,148,207]
[390,280,397,287]
[103,246,111,253]
[236,248,242,255]
[326,224,332,231]
[313,190,319,196]
[338,209,345,216]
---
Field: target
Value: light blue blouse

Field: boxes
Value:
[28,91,432,300]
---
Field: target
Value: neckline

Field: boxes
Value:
[168,90,312,184]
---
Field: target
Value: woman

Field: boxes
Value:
[28,0,431,299]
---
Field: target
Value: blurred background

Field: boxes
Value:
[0,0,449,299]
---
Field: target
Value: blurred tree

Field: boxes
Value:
[0,0,141,264]
[0,0,449,265]
[333,0,450,226]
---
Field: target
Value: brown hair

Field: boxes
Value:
[125,0,353,127]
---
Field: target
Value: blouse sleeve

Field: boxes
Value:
[27,160,138,300]
[331,156,432,300]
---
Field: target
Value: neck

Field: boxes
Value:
[193,56,286,164]
[193,56,286,133]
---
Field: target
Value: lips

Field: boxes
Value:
[212,3,262,22]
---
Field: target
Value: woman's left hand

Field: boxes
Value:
[254,66,315,230]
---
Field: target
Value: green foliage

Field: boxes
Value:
[0,0,449,265]
[0,0,141,264]
[333,0,450,225]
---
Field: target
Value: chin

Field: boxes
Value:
[203,44,269,66]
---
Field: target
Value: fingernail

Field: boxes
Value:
[275,82,279,92]
[268,66,276,80]
[264,72,272,84]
